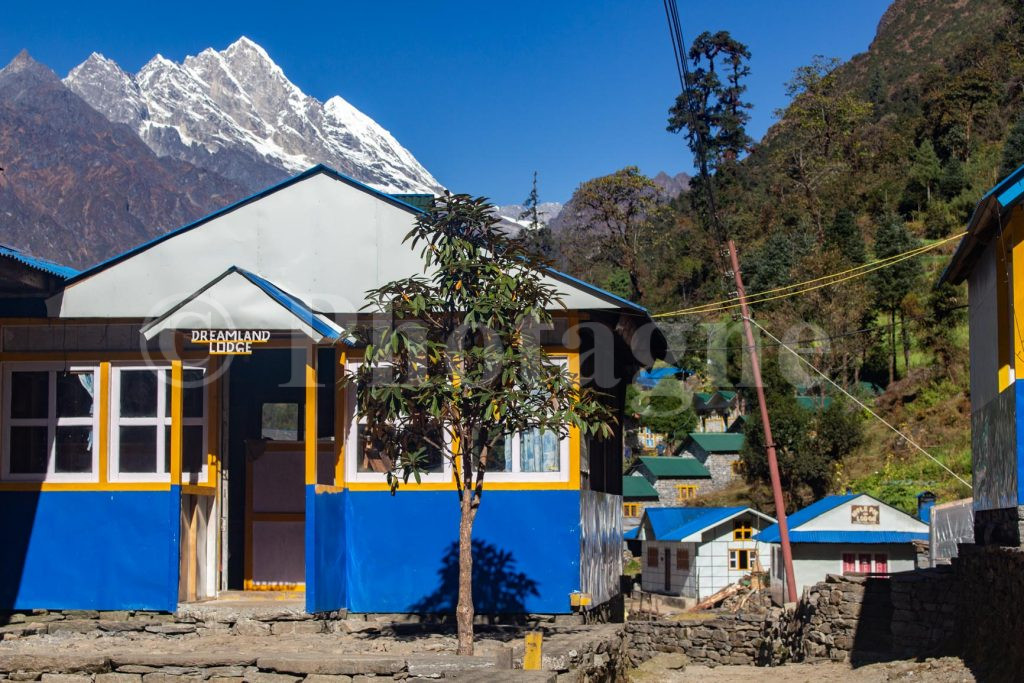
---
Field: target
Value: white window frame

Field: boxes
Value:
[1,362,101,483]
[109,364,208,484]
[343,356,572,484]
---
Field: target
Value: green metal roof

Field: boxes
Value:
[622,475,659,499]
[638,456,711,479]
[796,395,834,411]
[687,432,745,453]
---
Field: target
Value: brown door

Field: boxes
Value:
[664,548,671,592]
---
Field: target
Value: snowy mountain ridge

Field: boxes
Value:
[65,37,443,195]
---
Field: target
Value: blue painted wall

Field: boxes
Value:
[306,486,347,613]
[0,489,180,611]
[345,489,580,614]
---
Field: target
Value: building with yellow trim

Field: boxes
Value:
[942,163,1024,544]
[0,166,666,615]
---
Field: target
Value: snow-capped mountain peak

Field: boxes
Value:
[65,37,443,194]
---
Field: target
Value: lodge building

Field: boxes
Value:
[0,166,661,614]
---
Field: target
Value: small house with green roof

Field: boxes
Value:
[626,455,712,508]
[677,432,745,492]
[693,390,744,432]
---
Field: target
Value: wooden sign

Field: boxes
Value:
[850,504,880,525]
[190,329,271,355]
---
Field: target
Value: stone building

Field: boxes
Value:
[693,390,743,432]
[626,456,711,504]
[676,432,744,492]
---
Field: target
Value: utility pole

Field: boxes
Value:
[728,240,798,604]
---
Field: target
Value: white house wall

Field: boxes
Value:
[770,543,919,601]
[797,495,927,534]
[51,172,619,319]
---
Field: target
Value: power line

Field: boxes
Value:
[748,316,972,490]
[654,232,964,318]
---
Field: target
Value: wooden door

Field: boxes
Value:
[664,548,671,592]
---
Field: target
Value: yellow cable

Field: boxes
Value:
[653,232,964,318]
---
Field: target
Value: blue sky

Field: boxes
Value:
[0,1,891,204]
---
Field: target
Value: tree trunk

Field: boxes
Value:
[899,309,911,373]
[456,487,477,655]
[888,308,896,386]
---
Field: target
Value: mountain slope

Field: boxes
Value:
[65,37,443,195]
[0,51,245,269]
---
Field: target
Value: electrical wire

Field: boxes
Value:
[747,316,972,490]
[654,232,964,318]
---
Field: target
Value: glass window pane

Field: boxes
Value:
[119,425,158,473]
[10,425,48,474]
[57,371,94,418]
[55,426,92,473]
[120,371,158,417]
[484,433,513,472]
[11,371,48,419]
[182,370,205,419]
[415,429,444,473]
[520,429,560,472]
[262,403,299,441]
[356,423,391,473]
[182,425,205,474]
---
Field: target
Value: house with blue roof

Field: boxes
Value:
[0,165,669,617]
[630,506,775,600]
[756,493,928,604]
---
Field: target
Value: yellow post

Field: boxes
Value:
[170,360,183,486]
[523,631,543,670]
[98,362,111,484]
[305,346,318,485]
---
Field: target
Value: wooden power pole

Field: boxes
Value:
[727,240,798,604]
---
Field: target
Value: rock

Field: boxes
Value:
[256,656,405,677]
[303,677,353,683]
[405,655,501,678]
[46,621,98,635]
[242,672,300,683]
[233,618,271,636]
[95,675,142,683]
[143,623,196,635]
[270,621,323,635]
[337,621,379,634]
[40,676,91,683]
[111,656,257,669]
[0,656,108,674]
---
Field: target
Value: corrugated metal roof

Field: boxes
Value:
[622,475,659,499]
[796,395,833,411]
[623,527,640,540]
[687,432,745,453]
[638,456,710,479]
[0,245,78,279]
[758,529,929,544]
[645,506,774,542]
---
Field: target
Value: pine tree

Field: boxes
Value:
[518,171,540,231]
[999,113,1024,181]
[826,209,867,264]
[518,172,554,260]
[871,215,922,386]
[910,140,942,205]
[938,157,967,200]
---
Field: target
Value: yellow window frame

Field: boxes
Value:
[675,484,698,501]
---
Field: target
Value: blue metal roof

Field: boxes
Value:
[623,527,640,540]
[543,266,648,313]
[645,506,752,542]
[758,530,929,544]
[754,494,927,544]
[0,245,78,279]
[235,268,351,344]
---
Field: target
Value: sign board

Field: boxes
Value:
[850,504,880,525]
[190,330,271,356]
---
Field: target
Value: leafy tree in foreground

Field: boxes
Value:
[350,193,614,655]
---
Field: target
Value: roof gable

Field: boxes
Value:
[637,456,710,479]
[622,475,659,499]
[756,493,928,543]
[644,506,775,542]
[49,166,639,320]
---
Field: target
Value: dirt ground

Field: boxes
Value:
[630,654,976,682]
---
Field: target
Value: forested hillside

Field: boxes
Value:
[552,0,1024,512]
